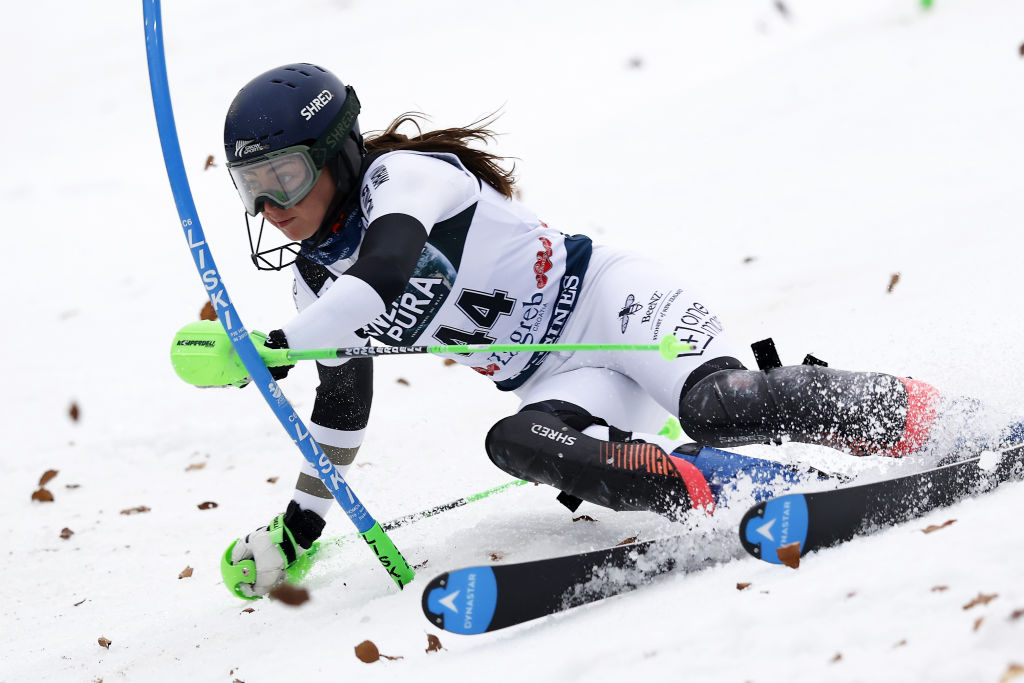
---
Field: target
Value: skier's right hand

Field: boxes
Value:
[220,502,325,599]
[170,320,293,388]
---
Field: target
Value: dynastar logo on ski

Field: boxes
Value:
[741,496,808,563]
[437,589,460,613]
[423,567,499,635]
[739,442,1024,567]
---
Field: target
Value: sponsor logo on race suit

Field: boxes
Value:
[472,363,501,376]
[671,301,724,356]
[534,237,553,288]
[618,293,642,333]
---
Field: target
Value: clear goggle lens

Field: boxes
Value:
[227,147,320,216]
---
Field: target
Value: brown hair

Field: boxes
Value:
[363,113,517,198]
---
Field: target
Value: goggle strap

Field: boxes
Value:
[308,86,361,169]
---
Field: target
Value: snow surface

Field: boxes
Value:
[4,0,1024,681]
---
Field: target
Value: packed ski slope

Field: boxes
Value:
[4,0,1024,681]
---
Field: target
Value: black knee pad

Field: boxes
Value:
[485,400,611,489]
[678,366,908,453]
[485,405,697,519]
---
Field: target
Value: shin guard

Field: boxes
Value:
[486,409,714,519]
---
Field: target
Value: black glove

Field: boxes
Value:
[264,329,294,381]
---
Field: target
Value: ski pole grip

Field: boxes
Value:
[360,521,415,588]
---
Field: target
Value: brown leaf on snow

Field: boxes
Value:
[355,640,380,663]
[40,470,59,486]
[32,488,55,503]
[443,358,457,366]
[737,582,752,591]
[185,463,206,472]
[60,528,74,540]
[354,640,402,663]
[270,583,309,606]
[69,402,80,422]
[396,378,410,386]
[776,542,801,569]
[1010,608,1024,620]
[964,593,999,610]
[98,636,112,649]
[178,566,194,580]
[203,155,216,170]
[616,536,639,546]
[931,585,949,592]
[831,653,842,663]
[199,301,217,321]
[887,272,901,293]
[894,639,907,648]
[974,617,985,632]
[120,506,151,515]
[426,634,444,653]
[266,476,279,484]
[489,552,504,562]
[241,607,255,614]
[1002,663,1024,682]
[572,515,597,522]
[197,501,219,510]
[922,519,956,534]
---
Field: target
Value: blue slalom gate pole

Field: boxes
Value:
[142,0,413,589]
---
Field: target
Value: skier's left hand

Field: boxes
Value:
[220,502,326,599]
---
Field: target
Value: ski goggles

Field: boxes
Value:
[227,146,322,216]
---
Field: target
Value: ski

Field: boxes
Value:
[739,443,1024,564]
[421,535,682,634]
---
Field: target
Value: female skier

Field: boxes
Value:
[207,63,1001,598]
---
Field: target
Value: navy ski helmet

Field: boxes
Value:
[223,64,365,269]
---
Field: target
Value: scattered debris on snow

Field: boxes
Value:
[963,593,998,610]
[922,519,956,534]
[270,584,310,606]
[776,542,801,569]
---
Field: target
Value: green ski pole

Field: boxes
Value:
[286,479,530,582]
[285,417,684,582]
[171,320,693,388]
